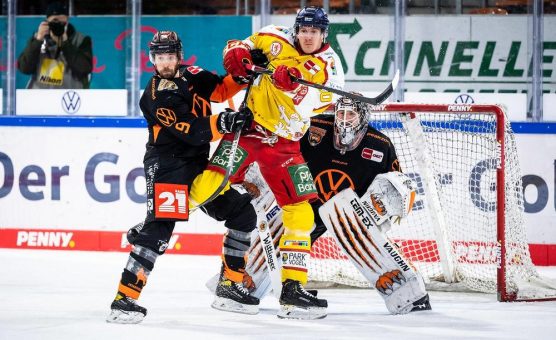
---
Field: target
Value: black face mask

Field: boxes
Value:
[48,21,66,37]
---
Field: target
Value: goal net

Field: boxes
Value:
[308,103,556,302]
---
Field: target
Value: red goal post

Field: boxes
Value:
[308,103,556,302]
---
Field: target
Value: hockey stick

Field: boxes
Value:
[246,64,400,105]
[192,76,256,211]
[205,164,283,300]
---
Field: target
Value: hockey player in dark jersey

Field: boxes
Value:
[107,31,259,324]
[303,95,401,242]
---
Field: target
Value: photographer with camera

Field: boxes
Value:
[17,2,93,89]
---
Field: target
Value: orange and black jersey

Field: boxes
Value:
[301,114,400,206]
[140,65,243,159]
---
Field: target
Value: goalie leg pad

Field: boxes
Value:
[319,188,430,315]
[380,273,429,314]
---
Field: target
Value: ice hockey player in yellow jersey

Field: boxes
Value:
[201,6,345,319]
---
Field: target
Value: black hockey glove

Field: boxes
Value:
[250,49,269,68]
[217,107,253,134]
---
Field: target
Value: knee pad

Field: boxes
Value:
[203,188,257,233]
[282,201,314,235]
[128,220,175,255]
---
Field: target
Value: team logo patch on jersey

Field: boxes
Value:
[156,108,176,127]
[303,60,321,75]
[314,169,354,204]
[186,65,203,74]
[270,42,282,56]
[157,79,178,91]
[292,85,308,105]
[329,58,337,75]
[308,126,326,146]
[362,148,384,162]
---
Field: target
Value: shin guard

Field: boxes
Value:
[115,245,159,301]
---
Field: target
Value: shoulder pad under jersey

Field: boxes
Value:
[252,25,294,45]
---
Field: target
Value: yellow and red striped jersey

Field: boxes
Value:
[243,25,345,141]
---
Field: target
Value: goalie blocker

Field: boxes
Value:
[319,172,430,314]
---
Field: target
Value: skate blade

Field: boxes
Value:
[277,304,327,320]
[106,309,145,324]
[211,296,259,315]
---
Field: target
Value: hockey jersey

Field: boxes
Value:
[243,25,345,141]
[301,115,401,204]
[140,65,243,160]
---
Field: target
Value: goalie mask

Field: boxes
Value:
[148,31,183,65]
[333,95,369,154]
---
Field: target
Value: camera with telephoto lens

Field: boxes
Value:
[48,21,66,37]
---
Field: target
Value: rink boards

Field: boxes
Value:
[0,116,555,264]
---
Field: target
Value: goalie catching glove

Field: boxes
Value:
[223,40,253,82]
[361,171,417,233]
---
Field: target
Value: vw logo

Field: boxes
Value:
[454,93,475,104]
[61,91,81,114]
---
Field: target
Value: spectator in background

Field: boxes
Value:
[17,1,93,89]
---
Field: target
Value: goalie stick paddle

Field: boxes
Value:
[205,167,283,300]
[245,64,400,105]
[252,199,283,299]
[192,76,256,212]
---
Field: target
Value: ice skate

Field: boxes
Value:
[410,294,432,312]
[106,294,147,324]
[278,279,327,320]
[211,269,260,315]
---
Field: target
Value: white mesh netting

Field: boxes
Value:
[307,105,550,299]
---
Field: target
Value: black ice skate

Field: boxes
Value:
[106,294,147,324]
[410,293,432,312]
[278,279,327,320]
[211,273,260,315]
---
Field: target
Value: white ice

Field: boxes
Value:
[1,249,555,340]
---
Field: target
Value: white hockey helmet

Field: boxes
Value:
[333,94,369,154]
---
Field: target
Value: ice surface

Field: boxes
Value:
[1,249,555,340]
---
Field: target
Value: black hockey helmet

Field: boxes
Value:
[294,6,329,35]
[148,30,183,64]
[333,94,369,154]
